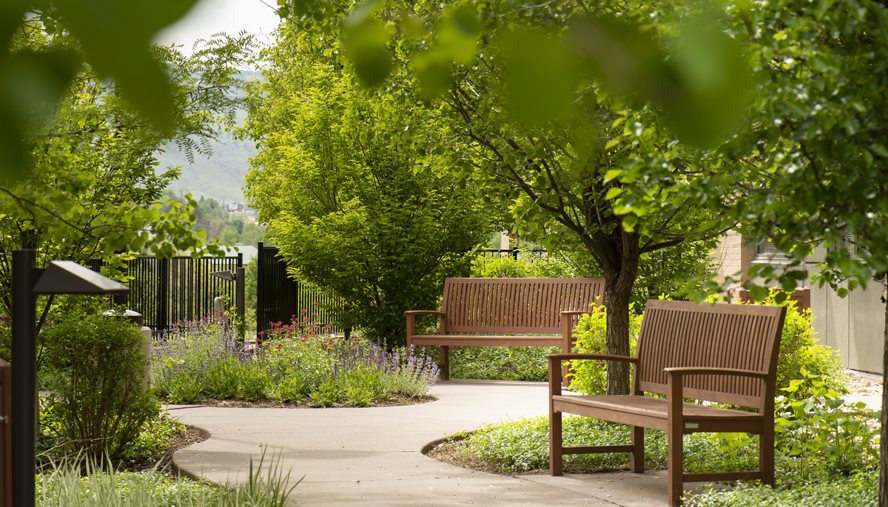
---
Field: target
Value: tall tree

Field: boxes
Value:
[241,22,493,342]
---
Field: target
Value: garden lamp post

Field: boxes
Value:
[11,249,128,507]
[210,267,245,340]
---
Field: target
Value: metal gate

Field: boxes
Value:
[256,242,346,336]
[125,254,242,335]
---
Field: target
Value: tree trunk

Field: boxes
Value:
[605,283,632,395]
[880,280,888,507]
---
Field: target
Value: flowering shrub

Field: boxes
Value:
[152,314,438,406]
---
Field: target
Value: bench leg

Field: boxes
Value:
[549,410,563,476]
[667,429,683,506]
[630,426,644,473]
[438,346,449,381]
[760,430,775,485]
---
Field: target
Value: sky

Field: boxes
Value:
[155,0,281,52]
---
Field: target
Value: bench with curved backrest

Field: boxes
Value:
[548,300,787,506]
[405,278,605,380]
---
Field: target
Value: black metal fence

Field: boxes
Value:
[123,255,242,335]
[475,248,547,260]
[256,242,347,336]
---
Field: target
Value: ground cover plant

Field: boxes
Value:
[152,315,439,407]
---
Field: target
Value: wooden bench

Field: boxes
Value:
[405,278,605,380]
[548,300,786,506]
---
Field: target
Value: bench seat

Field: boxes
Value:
[553,395,763,433]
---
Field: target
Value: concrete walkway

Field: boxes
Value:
[171,380,672,506]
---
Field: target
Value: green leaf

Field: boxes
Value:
[413,51,452,100]
[0,48,80,180]
[605,187,623,200]
[53,0,201,131]
[870,143,888,159]
[621,214,638,231]
[438,3,482,65]
[603,169,623,183]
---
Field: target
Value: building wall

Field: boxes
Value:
[806,267,884,374]
[712,231,755,283]
[715,236,884,374]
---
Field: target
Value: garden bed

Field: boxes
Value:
[185,393,436,409]
[153,318,439,408]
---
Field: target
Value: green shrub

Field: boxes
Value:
[166,373,204,404]
[271,375,306,403]
[204,357,242,399]
[121,413,186,465]
[40,314,158,461]
[765,296,846,399]
[470,254,576,278]
[342,365,386,407]
[774,371,878,479]
[236,361,271,401]
[309,378,345,407]
[568,305,641,394]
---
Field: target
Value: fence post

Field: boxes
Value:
[158,258,170,336]
[256,242,264,339]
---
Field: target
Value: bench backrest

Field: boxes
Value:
[635,300,786,410]
[440,278,605,334]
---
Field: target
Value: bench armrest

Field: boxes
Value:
[559,310,589,317]
[665,367,769,419]
[405,311,446,349]
[404,310,445,317]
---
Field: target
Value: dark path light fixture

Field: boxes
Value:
[11,250,129,507]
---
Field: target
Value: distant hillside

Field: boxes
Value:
[156,127,256,204]
[156,70,261,204]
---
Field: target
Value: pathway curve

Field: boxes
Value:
[171,380,671,506]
